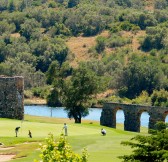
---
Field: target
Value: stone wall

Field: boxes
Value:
[100,102,168,132]
[0,76,24,120]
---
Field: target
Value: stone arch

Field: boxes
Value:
[138,110,150,132]
[111,106,125,129]
[100,102,168,132]
[163,111,168,122]
[116,108,125,129]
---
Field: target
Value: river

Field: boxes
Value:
[24,105,168,127]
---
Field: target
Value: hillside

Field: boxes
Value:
[66,31,109,67]
[0,0,167,106]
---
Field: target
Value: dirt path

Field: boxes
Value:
[0,147,15,161]
[145,0,154,11]
[132,31,146,51]
[0,155,15,162]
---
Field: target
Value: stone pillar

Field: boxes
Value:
[124,110,140,132]
[100,108,116,128]
[0,76,24,120]
[149,111,165,131]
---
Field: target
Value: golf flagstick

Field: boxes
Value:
[21,119,23,135]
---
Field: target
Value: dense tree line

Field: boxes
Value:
[0,0,168,122]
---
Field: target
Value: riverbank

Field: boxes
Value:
[24,97,103,108]
[24,97,46,105]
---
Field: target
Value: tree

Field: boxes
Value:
[0,0,8,11]
[46,61,60,85]
[65,12,83,36]
[117,59,162,99]
[47,88,62,107]
[82,14,105,36]
[0,40,6,62]
[35,133,88,162]
[95,36,106,53]
[62,64,99,123]
[154,0,168,9]
[8,0,16,12]
[151,89,168,107]
[46,61,72,107]
[68,0,79,8]
[0,20,16,35]
[141,27,167,51]
[119,123,168,162]
[9,12,26,32]
[20,18,41,40]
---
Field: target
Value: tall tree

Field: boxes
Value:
[62,64,99,123]
[46,61,72,107]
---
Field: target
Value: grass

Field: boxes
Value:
[0,115,148,162]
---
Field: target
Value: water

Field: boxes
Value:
[24,105,168,127]
[24,105,102,120]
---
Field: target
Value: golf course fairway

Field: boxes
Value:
[0,115,148,162]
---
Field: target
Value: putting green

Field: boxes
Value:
[0,117,144,162]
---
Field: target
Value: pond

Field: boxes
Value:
[24,105,168,127]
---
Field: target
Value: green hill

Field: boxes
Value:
[0,0,168,106]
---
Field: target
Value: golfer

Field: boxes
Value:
[62,123,68,136]
[15,126,20,137]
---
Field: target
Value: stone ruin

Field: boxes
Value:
[100,102,168,132]
[0,76,24,120]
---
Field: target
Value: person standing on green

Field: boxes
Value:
[28,130,32,138]
[15,127,20,137]
[63,123,68,136]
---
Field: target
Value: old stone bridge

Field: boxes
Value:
[100,102,168,132]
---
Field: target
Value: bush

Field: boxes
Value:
[24,90,33,99]
[35,133,88,162]
[95,36,106,53]
[119,123,168,162]
[131,91,151,105]
[151,89,168,107]
[106,34,131,48]
[120,21,133,31]
[48,1,57,8]
[32,86,50,99]
[108,23,120,33]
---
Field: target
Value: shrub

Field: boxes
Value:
[106,34,131,48]
[35,133,88,162]
[95,36,106,53]
[119,123,168,162]
[120,21,133,31]
[24,90,33,99]
[131,91,151,105]
[151,89,168,107]
[32,86,50,99]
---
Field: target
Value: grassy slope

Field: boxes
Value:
[0,115,148,162]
